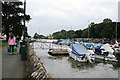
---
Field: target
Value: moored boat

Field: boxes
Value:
[88,43,118,62]
[67,43,95,63]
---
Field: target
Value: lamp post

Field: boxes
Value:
[21,0,26,60]
[23,0,26,40]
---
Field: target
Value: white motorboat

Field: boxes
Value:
[67,44,95,63]
[88,43,118,62]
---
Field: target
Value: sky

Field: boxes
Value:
[20,0,119,36]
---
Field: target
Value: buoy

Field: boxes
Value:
[77,64,80,67]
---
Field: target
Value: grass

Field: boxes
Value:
[0,40,8,49]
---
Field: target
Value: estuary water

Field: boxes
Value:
[33,42,120,78]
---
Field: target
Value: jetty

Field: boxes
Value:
[31,39,69,55]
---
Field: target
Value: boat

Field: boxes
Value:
[67,43,95,63]
[112,40,120,50]
[48,49,69,55]
[101,43,114,54]
[86,43,94,50]
[88,43,118,62]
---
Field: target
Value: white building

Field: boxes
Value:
[118,1,120,22]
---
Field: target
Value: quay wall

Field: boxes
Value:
[25,38,53,79]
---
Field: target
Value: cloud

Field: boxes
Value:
[22,0,120,36]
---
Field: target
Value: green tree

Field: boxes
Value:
[75,29,83,38]
[100,25,113,39]
[81,29,88,38]
[38,35,44,39]
[60,29,67,39]
[89,22,95,38]
[51,18,120,39]
[67,30,76,38]
[33,33,39,39]
[2,2,31,40]
[103,18,112,23]
[53,31,61,39]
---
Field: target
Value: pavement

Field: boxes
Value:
[0,48,2,79]
[1,46,25,79]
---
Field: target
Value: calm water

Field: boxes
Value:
[33,42,120,78]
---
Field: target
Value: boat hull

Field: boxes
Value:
[69,52,95,62]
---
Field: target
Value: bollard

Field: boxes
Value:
[118,70,120,80]
[20,42,26,60]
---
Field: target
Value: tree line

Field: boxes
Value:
[34,18,120,40]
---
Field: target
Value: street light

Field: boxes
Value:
[20,0,26,60]
[23,0,26,40]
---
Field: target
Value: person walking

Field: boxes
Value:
[8,34,15,54]
[20,34,24,42]
[16,36,20,47]
[19,34,24,54]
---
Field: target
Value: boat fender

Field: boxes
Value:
[77,64,80,67]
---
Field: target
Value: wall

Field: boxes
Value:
[25,38,53,79]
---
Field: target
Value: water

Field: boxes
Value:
[33,42,120,78]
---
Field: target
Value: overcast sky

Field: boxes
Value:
[20,0,119,36]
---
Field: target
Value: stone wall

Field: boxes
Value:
[25,40,53,80]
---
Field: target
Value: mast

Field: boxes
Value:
[116,19,117,40]
[88,20,89,39]
[39,27,40,34]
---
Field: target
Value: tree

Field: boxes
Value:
[39,35,44,39]
[60,29,67,39]
[53,31,61,39]
[103,18,112,23]
[2,2,31,40]
[75,29,83,38]
[100,25,113,39]
[33,33,44,39]
[67,30,77,38]
[51,18,120,39]
[33,33,39,39]
[81,29,88,38]
[89,22,95,38]
[44,34,53,39]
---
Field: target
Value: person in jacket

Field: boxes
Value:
[9,32,12,37]
[8,35,15,54]
[16,36,20,47]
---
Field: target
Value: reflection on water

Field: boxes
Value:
[48,55,68,60]
[33,43,120,78]
[68,57,96,69]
